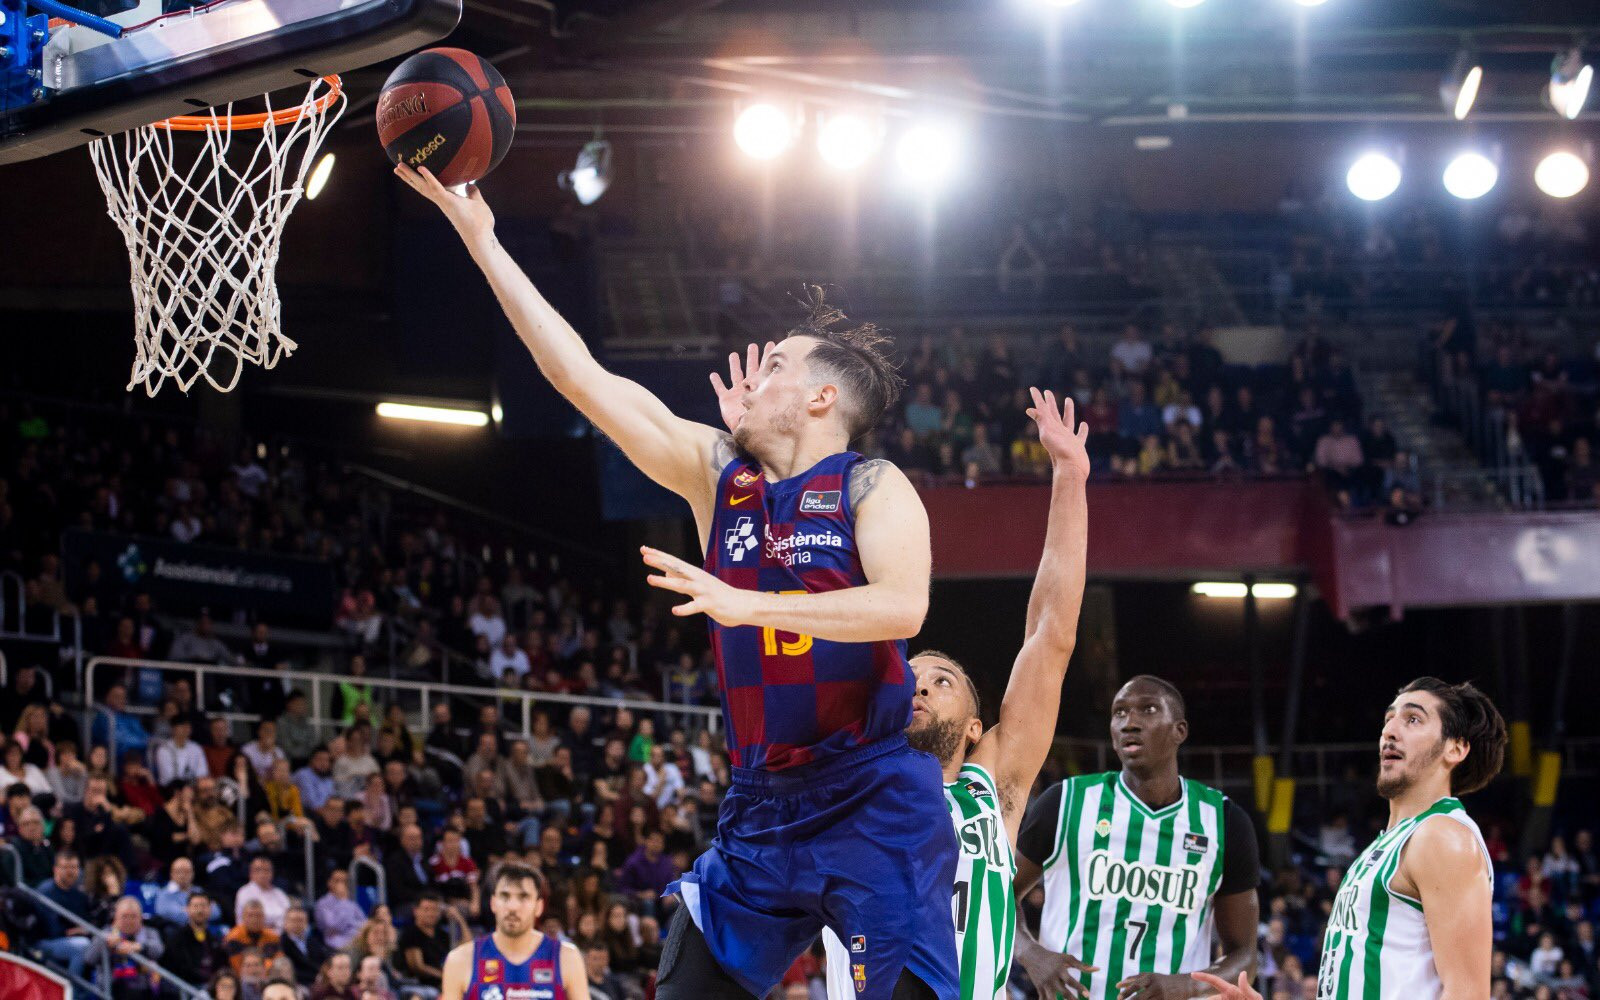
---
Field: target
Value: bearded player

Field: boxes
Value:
[1012,676,1260,1000]
[1192,677,1506,1000]
[400,165,957,1000]
[442,864,588,1000]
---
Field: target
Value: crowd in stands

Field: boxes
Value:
[1430,315,1600,507]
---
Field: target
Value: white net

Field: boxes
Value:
[89,77,347,396]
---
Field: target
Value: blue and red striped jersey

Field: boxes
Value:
[703,450,913,771]
[464,932,567,1000]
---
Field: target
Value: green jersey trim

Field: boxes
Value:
[1117,772,1189,821]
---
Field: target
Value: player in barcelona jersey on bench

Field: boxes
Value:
[397,164,961,1000]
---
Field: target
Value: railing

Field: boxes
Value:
[82,657,723,750]
[0,570,85,690]
[350,854,387,910]
[0,843,209,1000]
[1423,344,1547,511]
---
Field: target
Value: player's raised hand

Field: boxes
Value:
[1019,947,1097,1000]
[1188,972,1262,1000]
[710,342,774,432]
[393,164,497,243]
[1025,387,1091,481]
[641,546,756,627]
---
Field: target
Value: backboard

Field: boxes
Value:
[0,0,460,165]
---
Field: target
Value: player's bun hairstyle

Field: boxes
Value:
[788,285,904,440]
[1398,677,1507,796]
[493,862,547,898]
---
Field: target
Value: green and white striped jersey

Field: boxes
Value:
[1022,773,1249,1000]
[1316,798,1490,1000]
[824,763,1017,1000]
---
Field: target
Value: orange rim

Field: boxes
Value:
[156,75,342,131]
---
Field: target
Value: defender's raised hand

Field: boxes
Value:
[710,342,775,432]
[1025,387,1091,481]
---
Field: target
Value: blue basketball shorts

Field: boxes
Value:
[667,734,959,1000]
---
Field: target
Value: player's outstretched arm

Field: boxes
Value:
[970,388,1090,838]
[642,458,930,641]
[1401,816,1494,1000]
[438,941,474,1000]
[394,165,722,507]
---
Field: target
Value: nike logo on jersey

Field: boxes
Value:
[729,494,755,506]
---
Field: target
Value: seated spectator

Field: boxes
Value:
[1111,324,1153,376]
[68,774,137,869]
[47,740,89,808]
[1162,389,1202,432]
[164,890,227,986]
[225,900,283,974]
[168,610,240,667]
[616,829,675,905]
[398,893,457,993]
[1566,438,1598,505]
[153,856,217,927]
[1010,421,1051,477]
[280,903,329,985]
[235,858,292,933]
[316,869,367,951]
[1118,381,1164,442]
[277,691,321,765]
[117,753,165,817]
[336,657,377,726]
[83,896,165,1000]
[153,716,209,785]
[90,683,151,763]
[384,823,431,911]
[203,717,239,779]
[489,633,532,683]
[355,953,396,1000]
[642,746,686,808]
[585,942,627,1000]
[428,826,481,918]
[1313,418,1364,505]
[33,849,94,979]
[334,726,381,799]
[241,719,289,780]
[313,952,360,1000]
[264,757,314,835]
[237,949,269,1000]
[9,805,53,885]
[296,747,338,812]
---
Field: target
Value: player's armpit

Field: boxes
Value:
[1403,817,1493,1000]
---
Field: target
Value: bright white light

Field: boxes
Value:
[896,122,961,190]
[1191,582,1298,599]
[1550,64,1594,120]
[1346,153,1402,201]
[570,166,605,205]
[817,114,879,170]
[734,104,795,160]
[305,153,335,200]
[1443,152,1498,200]
[491,401,505,424]
[1450,64,1482,120]
[1035,0,1083,5]
[376,402,490,427]
[1535,151,1590,198]
[1167,0,1205,7]
[1293,0,1328,6]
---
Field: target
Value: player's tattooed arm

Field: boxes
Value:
[710,433,738,474]
[848,458,892,509]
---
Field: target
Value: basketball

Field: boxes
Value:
[376,47,516,187]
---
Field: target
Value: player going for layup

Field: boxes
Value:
[1193,677,1506,1000]
[1013,677,1260,1000]
[398,167,958,1000]
[811,388,1091,1000]
[441,864,589,1000]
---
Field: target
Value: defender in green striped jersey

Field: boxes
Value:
[1013,678,1260,1000]
[1195,678,1507,1000]
[822,389,1091,1000]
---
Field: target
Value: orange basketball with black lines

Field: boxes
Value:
[377,47,516,187]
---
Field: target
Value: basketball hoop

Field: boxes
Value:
[89,75,346,395]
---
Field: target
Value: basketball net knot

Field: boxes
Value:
[88,77,346,396]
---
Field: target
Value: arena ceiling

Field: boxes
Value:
[323,0,1600,141]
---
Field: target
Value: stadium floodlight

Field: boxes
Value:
[1191,582,1298,599]
[1535,151,1590,198]
[734,103,797,160]
[1440,49,1484,121]
[558,140,613,205]
[1547,48,1594,120]
[376,402,490,427]
[1346,152,1402,201]
[1443,151,1498,200]
[305,153,335,200]
[817,113,880,171]
[895,121,961,191]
